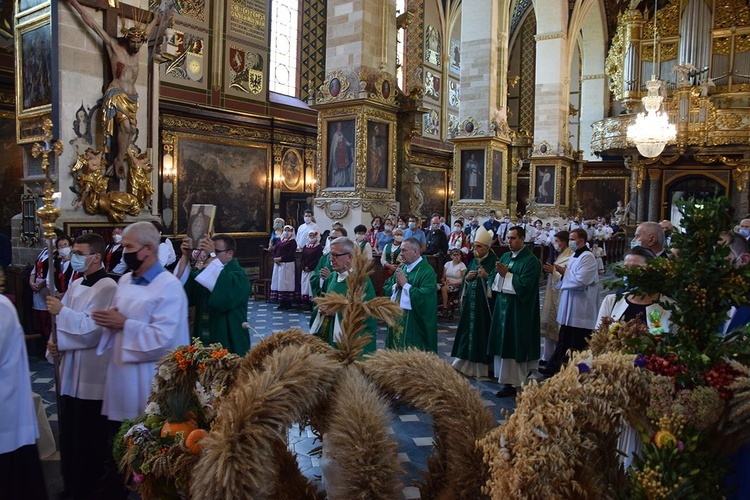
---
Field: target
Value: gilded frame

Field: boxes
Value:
[575,177,630,219]
[316,106,397,201]
[490,147,506,202]
[166,131,271,237]
[532,164,557,206]
[15,12,52,144]
[281,147,304,192]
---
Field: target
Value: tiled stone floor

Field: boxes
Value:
[31,271,615,498]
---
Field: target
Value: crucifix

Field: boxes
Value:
[66,0,159,186]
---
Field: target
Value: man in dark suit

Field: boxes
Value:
[425,215,448,257]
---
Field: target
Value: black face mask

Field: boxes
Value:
[123,247,144,272]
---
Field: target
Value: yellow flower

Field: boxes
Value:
[653,430,677,449]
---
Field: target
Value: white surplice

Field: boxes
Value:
[97,272,189,421]
[53,274,118,400]
[0,296,38,453]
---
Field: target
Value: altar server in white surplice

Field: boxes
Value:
[92,221,189,499]
[0,294,47,499]
[46,232,117,500]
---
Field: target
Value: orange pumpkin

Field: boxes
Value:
[185,428,209,455]
[160,420,198,438]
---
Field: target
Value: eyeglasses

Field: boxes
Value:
[330,252,351,258]
[214,248,230,254]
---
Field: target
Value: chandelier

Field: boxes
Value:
[627,78,676,157]
[626,0,676,158]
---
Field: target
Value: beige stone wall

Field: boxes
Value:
[326,0,396,74]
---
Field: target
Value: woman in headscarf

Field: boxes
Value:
[300,230,323,310]
[268,217,285,249]
[270,225,298,310]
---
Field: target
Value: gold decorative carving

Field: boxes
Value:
[160,115,271,140]
[715,0,750,29]
[316,70,356,103]
[313,198,361,219]
[371,72,398,106]
[736,35,750,54]
[457,117,484,137]
[648,168,662,180]
[713,36,731,56]
[361,199,399,217]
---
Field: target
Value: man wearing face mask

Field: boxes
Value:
[91,221,189,498]
[425,215,448,256]
[53,235,75,299]
[538,228,599,376]
[296,209,319,249]
[497,215,512,245]
[465,217,481,245]
[105,227,127,273]
[353,224,374,259]
[632,221,669,258]
[451,226,498,378]
[738,219,750,242]
[484,210,501,235]
[174,233,251,355]
[45,233,117,499]
[403,215,427,252]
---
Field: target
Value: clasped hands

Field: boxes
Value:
[91,307,127,330]
[495,262,509,277]
[395,268,408,288]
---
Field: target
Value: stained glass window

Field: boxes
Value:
[270,0,300,96]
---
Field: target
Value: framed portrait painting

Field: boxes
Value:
[15,13,52,143]
[366,121,389,190]
[459,149,485,200]
[325,119,356,190]
[534,165,556,205]
[173,133,270,236]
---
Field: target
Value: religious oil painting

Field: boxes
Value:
[325,119,356,189]
[68,102,101,158]
[560,166,568,206]
[449,38,461,74]
[366,121,389,190]
[424,24,441,67]
[187,204,216,248]
[576,178,629,219]
[534,165,556,205]
[491,150,503,201]
[415,166,448,219]
[281,148,303,192]
[176,134,269,236]
[18,17,52,112]
[460,149,485,200]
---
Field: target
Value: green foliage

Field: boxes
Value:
[618,195,750,357]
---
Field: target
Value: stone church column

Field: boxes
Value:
[450,0,511,221]
[648,168,662,221]
[529,32,575,218]
[311,0,400,230]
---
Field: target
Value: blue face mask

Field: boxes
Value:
[630,239,641,249]
[70,253,90,273]
[739,228,750,238]
[568,240,578,251]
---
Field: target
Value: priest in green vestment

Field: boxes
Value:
[487,226,541,398]
[451,226,498,377]
[309,237,378,355]
[310,228,344,298]
[175,234,251,356]
[383,237,438,352]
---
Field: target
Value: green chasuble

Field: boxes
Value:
[309,271,378,356]
[310,253,332,298]
[383,258,438,352]
[486,246,541,362]
[185,258,251,356]
[451,251,499,363]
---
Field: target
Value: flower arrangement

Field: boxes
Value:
[115,339,242,499]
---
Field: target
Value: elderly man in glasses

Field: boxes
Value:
[309,237,378,356]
